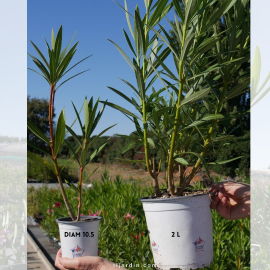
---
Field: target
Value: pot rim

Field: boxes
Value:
[140,192,210,202]
[56,215,102,224]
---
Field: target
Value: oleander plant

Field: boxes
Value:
[103,0,250,196]
[27,26,115,221]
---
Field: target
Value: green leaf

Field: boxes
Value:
[51,28,55,50]
[148,0,169,27]
[122,141,137,154]
[30,40,49,69]
[65,125,82,147]
[212,135,234,142]
[56,69,90,90]
[54,26,63,65]
[185,152,210,180]
[59,55,92,79]
[180,88,210,106]
[174,157,189,166]
[54,109,66,157]
[89,138,110,162]
[133,60,146,99]
[65,179,79,193]
[123,29,136,57]
[181,33,195,61]
[81,149,86,167]
[108,39,134,70]
[27,140,50,156]
[145,57,172,98]
[59,31,77,64]
[83,167,99,184]
[107,87,134,105]
[84,98,89,138]
[27,151,55,172]
[28,53,50,80]
[134,117,144,140]
[172,0,184,22]
[124,0,134,39]
[100,101,139,119]
[146,23,179,61]
[208,156,243,165]
[184,114,224,129]
[86,124,117,151]
[71,102,84,137]
[27,120,50,145]
[147,138,155,148]
[118,77,140,96]
[27,68,49,82]
[225,77,250,101]
[63,140,80,165]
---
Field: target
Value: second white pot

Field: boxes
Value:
[56,216,101,259]
[140,194,213,270]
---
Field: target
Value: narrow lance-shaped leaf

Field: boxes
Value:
[208,156,243,165]
[84,98,89,138]
[108,39,134,70]
[89,138,110,163]
[100,101,140,120]
[54,109,66,156]
[83,167,99,184]
[71,102,84,137]
[185,152,211,180]
[65,180,79,193]
[27,151,55,172]
[86,124,117,151]
[27,120,50,145]
[27,140,50,156]
[65,125,82,147]
[180,88,210,106]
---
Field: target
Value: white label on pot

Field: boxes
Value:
[64,231,95,237]
[71,245,85,258]
[151,240,159,253]
[193,237,205,252]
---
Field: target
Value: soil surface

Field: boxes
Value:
[149,188,209,199]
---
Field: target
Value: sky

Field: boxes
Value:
[27,1,175,138]
[251,0,270,169]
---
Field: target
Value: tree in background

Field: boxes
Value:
[27,96,55,154]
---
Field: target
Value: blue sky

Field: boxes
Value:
[27,0,175,137]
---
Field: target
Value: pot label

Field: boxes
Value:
[193,237,205,252]
[64,232,95,237]
[151,240,159,253]
[71,245,85,258]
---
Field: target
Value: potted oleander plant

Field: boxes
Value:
[103,0,250,269]
[27,26,115,258]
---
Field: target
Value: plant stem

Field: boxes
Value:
[179,83,228,194]
[76,167,83,221]
[49,85,76,221]
[141,17,161,197]
[142,102,161,196]
[167,22,187,195]
[167,61,184,195]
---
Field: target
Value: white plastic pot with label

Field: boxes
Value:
[140,194,213,270]
[56,216,101,259]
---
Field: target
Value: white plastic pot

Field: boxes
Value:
[56,216,101,259]
[140,194,213,270]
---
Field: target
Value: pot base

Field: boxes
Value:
[156,261,213,270]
